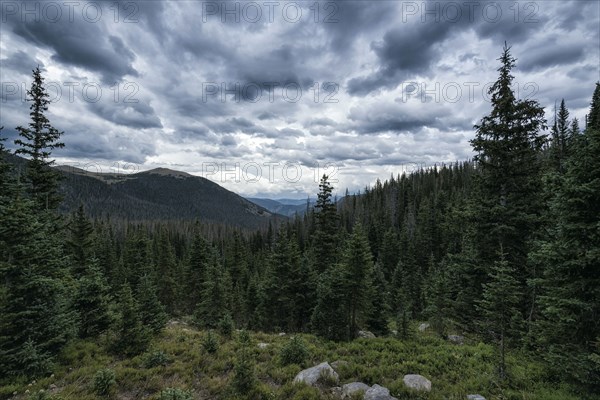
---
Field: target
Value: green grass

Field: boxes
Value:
[1,322,592,400]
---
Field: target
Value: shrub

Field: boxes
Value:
[218,314,234,337]
[143,350,170,368]
[93,368,116,397]
[202,331,219,354]
[158,388,193,400]
[280,336,309,366]
[231,355,256,394]
[238,329,251,346]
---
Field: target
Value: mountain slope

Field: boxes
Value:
[56,165,281,228]
[247,197,312,217]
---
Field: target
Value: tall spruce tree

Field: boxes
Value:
[469,43,547,325]
[14,67,64,210]
[313,175,339,273]
[74,261,113,338]
[342,224,375,338]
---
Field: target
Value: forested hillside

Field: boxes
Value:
[1,47,599,400]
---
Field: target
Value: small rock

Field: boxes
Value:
[331,360,349,371]
[403,374,431,392]
[467,395,486,400]
[49,384,57,390]
[278,332,286,336]
[25,390,30,394]
[357,330,376,339]
[448,334,465,345]
[342,382,370,397]
[418,323,430,332]
[364,384,398,400]
[257,342,269,349]
[294,362,339,386]
[12,392,17,396]
[50,374,55,378]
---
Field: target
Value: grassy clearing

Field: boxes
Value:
[1,322,590,400]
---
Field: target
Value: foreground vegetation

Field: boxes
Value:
[0,321,587,400]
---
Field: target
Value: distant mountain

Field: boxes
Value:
[6,155,283,229]
[247,197,312,217]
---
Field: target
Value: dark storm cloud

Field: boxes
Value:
[0,50,44,74]
[88,101,162,129]
[10,17,137,84]
[519,41,586,72]
[55,125,156,164]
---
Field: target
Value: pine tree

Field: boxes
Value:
[342,224,374,338]
[313,175,339,273]
[426,258,450,338]
[137,274,168,333]
[14,67,64,210]
[74,261,113,338]
[112,284,150,356]
[550,99,571,172]
[194,259,232,329]
[67,204,95,278]
[469,43,547,322]
[186,230,209,313]
[311,263,349,341]
[0,193,75,375]
[155,228,179,314]
[588,82,600,131]
[477,248,522,381]
[366,263,389,336]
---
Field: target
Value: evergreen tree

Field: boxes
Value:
[0,193,75,375]
[469,43,546,322]
[550,99,571,173]
[342,224,374,338]
[313,175,339,273]
[112,284,150,356]
[74,261,113,338]
[426,258,450,338]
[477,248,522,381]
[366,263,389,336]
[311,263,349,341]
[532,83,600,388]
[155,228,179,314]
[14,67,64,210]
[137,274,168,333]
[194,259,231,329]
[67,204,95,278]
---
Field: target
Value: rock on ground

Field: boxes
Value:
[357,330,376,339]
[364,384,398,400]
[342,382,370,397]
[448,334,465,344]
[418,323,430,332]
[467,395,486,400]
[257,342,269,349]
[293,362,339,386]
[402,374,432,392]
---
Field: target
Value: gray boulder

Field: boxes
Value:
[418,323,430,332]
[467,395,486,400]
[342,382,370,397]
[257,342,269,349]
[448,334,465,345]
[293,362,339,386]
[402,374,431,392]
[364,384,398,400]
[357,330,376,339]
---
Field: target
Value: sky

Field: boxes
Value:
[1,0,599,199]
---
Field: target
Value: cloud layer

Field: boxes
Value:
[1,0,598,198]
